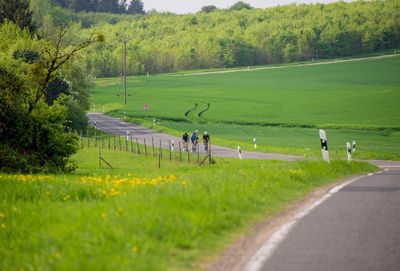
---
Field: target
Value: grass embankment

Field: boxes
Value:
[92,55,400,160]
[0,148,376,271]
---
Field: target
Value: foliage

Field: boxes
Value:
[229,1,253,11]
[0,0,36,33]
[0,60,78,173]
[0,22,101,172]
[45,77,71,105]
[12,49,40,63]
[127,0,145,15]
[0,147,376,270]
[201,5,218,13]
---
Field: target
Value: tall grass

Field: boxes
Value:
[0,148,376,271]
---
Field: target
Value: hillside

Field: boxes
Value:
[31,0,400,77]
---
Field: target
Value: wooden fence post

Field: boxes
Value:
[159,139,162,159]
[152,137,155,157]
[169,140,172,161]
[179,141,182,163]
[136,138,140,155]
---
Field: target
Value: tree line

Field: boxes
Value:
[26,0,400,77]
[50,0,145,14]
[70,0,398,77]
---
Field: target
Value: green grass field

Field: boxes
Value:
[91,56,400,160]
[0,148,376,271]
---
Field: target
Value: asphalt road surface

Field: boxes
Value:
[87,113,301,161]
[246,168,400,271]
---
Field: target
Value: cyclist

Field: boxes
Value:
[182,132,189,152]
[191,131,198,152]
[203,131,210,152]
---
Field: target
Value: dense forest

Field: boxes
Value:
[28,0,400,77]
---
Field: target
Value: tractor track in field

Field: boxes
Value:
[184,102,211,122]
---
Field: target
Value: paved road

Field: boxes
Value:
[87,113,301,161]
[246,168,400,271]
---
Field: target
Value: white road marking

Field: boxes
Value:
[244,174,368,271]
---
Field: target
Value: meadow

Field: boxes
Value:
[91,56,400,160]
[0,147,376,271]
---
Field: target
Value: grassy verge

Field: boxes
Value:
[0,148,376,271]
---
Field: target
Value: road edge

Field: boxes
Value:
[205,171,378,271]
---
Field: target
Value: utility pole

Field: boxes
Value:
[123,35,127,105]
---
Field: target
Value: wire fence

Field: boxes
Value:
[79,130,213,168]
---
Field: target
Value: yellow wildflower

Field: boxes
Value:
[131,246,138,254]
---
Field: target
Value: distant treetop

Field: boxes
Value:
[201,5,218,13]
[229,1,253,11]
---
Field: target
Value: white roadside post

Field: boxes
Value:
[171,140,175,152]
[352,141,356,153]
[126,131,129,141]
[319,130,330,162]
[347,142,352,161]
[237,146,243,160]
[253,138,257,149]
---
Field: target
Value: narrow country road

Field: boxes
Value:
[87,112,301,161]
[245,167,400,271]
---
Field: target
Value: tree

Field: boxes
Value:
[229,1,253,11]
[28,26,104,114]
[201,5,217,13]
[97,0,120,13]
[127,0,145,15]
[0,0,36,33]
[0,22,103,172]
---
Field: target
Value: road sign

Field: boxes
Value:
[144,104,150,111]
[319,130,329,162]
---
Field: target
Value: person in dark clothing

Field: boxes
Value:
[182,132,189,151]
[203,131,210,152]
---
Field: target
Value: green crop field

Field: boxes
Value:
[91,56,400,160]
[0,148,375,271]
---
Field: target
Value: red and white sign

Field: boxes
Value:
[143,104,150,111]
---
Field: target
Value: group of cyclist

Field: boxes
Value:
[182,130,210,152]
